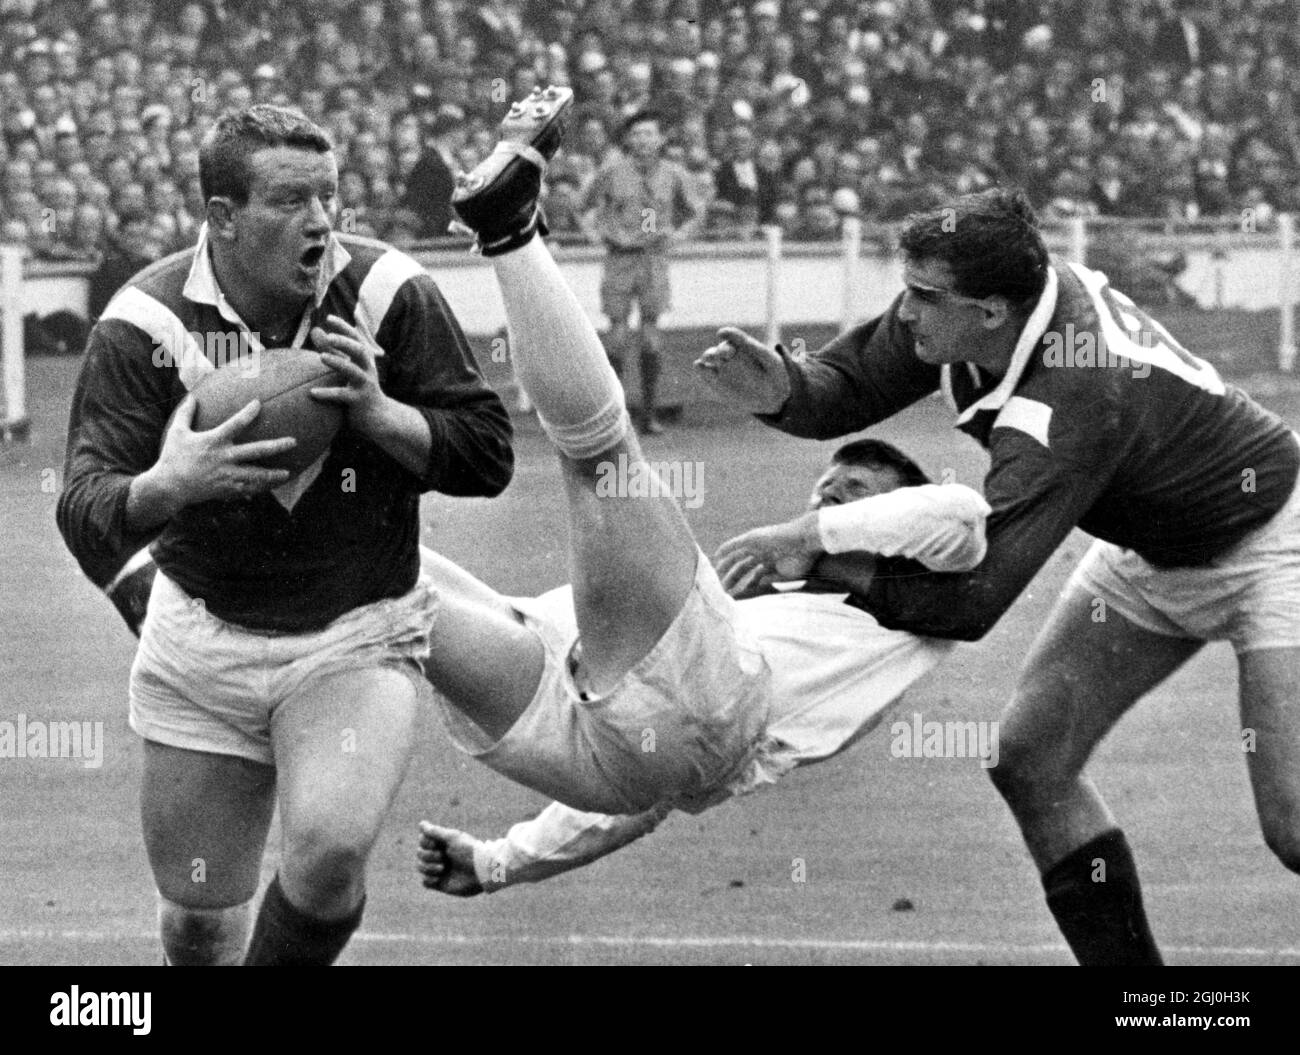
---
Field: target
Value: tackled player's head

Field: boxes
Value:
[200,105,339,310]
[895,188,1049,367]
[809,439,930,510]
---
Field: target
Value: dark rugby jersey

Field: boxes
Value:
[57,231,512,632]
[764,262,1299,641]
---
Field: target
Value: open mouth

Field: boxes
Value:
[299,244,326,269]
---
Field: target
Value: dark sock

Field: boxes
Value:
[1042,829,1163,966]
[242,874,365,967]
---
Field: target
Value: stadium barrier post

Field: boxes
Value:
[840,214,862,334]
[1069,215,1088,266]
[763,223,782,347]
[1279,213,1296,372]
[1,243,29,442]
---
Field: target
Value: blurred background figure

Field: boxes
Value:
[580,110,702,435]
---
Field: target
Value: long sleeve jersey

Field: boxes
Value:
[760,262,1299,640]
[57,230,513,632]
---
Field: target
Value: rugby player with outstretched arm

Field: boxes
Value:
[696,188,1300,966]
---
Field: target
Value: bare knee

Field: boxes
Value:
[986,730,1049,801]
[158,897,251,966]
[282,822,374,908]
[986,688,1088,805]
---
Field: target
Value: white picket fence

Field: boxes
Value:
[3,216,1298,441]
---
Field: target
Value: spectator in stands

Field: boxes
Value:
[401,106,463,241]
[713,121,778,231]
[1150,0,1223,72]
[541,175,586,236]
[49,203,106,263]
[4,0,1300,266]
[616,62,654,123]
[795,184,839,240]
[1043,168,1100,221]
[1090,152,1143,216]
[564,114,614,190]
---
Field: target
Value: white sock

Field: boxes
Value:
[490,235,630,459]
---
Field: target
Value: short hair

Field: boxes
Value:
[199,105,332,205]
[831,438,930,487]
[897,187,1049,310]
[619,109,663,140]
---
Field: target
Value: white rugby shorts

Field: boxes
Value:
[129,571,437,764]
[433,550,774,815]
[1068,467,1300,653]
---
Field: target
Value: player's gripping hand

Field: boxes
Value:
[151,395,296,507]
[310,315,389,435]
[715,514,820,596]
[693,326,791,415]
[718,562,778,600]
[418,821,486,897]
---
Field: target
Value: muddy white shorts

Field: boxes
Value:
[129,571,437,764]
[434,551,773,815]
[1068,471,1300,654]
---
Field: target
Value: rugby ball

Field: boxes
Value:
[191,347,343,474]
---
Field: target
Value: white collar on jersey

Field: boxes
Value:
[951,263,1059,426]
[182,222,351,335]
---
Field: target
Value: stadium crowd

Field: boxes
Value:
[2,0,1299,268]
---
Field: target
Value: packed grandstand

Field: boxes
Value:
[1,0,1296,269]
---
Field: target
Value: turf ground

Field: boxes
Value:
[4,326,1300,967]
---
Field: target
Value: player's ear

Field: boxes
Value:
[206,197,237,239]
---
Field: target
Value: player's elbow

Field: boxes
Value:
[923,488,991,573]
[54,481,90,559]
[477,444,515,497]
[921,533,987,574]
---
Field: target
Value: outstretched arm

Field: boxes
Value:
[694,306,940,433]
[419,800,672,895]
[715,483,992,598]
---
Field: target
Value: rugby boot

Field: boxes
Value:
[451,85,574,256]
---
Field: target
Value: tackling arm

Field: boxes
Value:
[716,482,991,598]
[755,303,941,438]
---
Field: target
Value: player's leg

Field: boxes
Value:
[140,742,275,965]
[1237,647,1300,873]
[419,548,547,743]
[493,237,698,691]
[451,87,702,689]
[989,586,1202,965]
[243,665,420,966]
